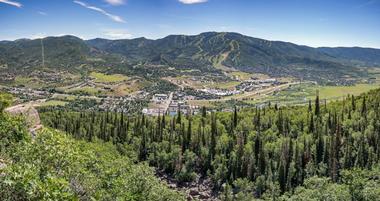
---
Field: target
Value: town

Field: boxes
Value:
[1,73,290,116]
[142,77,285,116]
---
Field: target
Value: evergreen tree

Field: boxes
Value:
[315,91,320,116]
[233,106,238,128]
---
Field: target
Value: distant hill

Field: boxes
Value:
[318,47,380,66]
[1,32,379,82]
[0,36,90,71]
[0,35,122,75]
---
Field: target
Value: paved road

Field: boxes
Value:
[226,82,297,101]
[190,82,299,103]
[157,92,173,112]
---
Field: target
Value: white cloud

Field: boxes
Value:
[104,0,126,6]
[178,0,207,4]
[103,29,132,39]
[38,11,47,16]
[0,0,22,8]
[73,1,125,23]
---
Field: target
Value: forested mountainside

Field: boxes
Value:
[318,47,380,66]
[1,32,380,82]
[0,36,122,74]
[37,88,380,200]
[0,97,184,200]
[87,32,360,81]
[0,36,90,70]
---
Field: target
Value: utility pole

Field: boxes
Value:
[41,38,45,67]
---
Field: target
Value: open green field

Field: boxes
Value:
[228,71,253,80]
[245,82,380,105]
[52,94,77,101]
[13,76,44,88]
[113,81,142,96]
[66,87,104,96]
[228,71,269,81]
[90,72,129,83]
[39,100,68,107]
[208,81,240,90]
[188,99,215,108]
[368,68,380,81]
[312,84,379,100]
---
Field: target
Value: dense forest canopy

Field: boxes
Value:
[2,32,380,83]
[0,95,185,201]
[33,88,380,200]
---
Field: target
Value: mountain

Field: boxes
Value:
[318,47,380,66]
[86,32,374,81]
[1,32,379,82]
[0,35,93,75]
[0,35,125,75]
[87,32,341,68]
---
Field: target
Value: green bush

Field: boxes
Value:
[0,93,12,113]
[175,150,197,182]
[0,114,30,154]
[0,128,185,201]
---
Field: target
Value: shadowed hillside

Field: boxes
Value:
[2,32,379,82]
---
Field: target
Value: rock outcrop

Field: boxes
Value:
[4,104,42,136]
[156,171,219,201]
[0,158,6,176]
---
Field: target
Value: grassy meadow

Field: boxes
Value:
[244,82,380,105]
[90,72,129,83]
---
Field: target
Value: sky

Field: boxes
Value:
[0,0,380,48]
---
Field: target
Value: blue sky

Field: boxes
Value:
[0,0,379,48]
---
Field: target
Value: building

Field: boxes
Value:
[152,94,168,104]
[168,100,192,116]
[153,94,168,101]
[142,108,166,116]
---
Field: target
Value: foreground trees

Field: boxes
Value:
[38,89,380,199]
[0,99,184,200]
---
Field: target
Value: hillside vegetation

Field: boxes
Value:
[0,97,184,201]
[2,32,380,83]
[319,47,380,66]
[38,87,380,200]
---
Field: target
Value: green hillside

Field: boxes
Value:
[319,47,380,66]
[0,36,124,76]
[1,32,379,83]
[87,32,372,82]
[0,101,184,200]
[1,82,380,200]
[37,87,380,200]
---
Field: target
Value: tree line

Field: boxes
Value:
[39,89,380,199]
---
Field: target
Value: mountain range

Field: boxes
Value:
[1,32,380,83]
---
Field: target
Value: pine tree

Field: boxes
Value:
[139,128,147,161]
[161,114,166,130]
[361,96,367,116]
[309,114,314,134]
[258,145,266,175]
[233,106,238,128]
[202,106,207,118]
[315,91,320,116]
[209,112,217,170]
[308,100,312,112]
[278,158,287,193]
[177,105,182,124]
[352,95,356,111]
[186,118,192,151]
[181,122,186,153]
